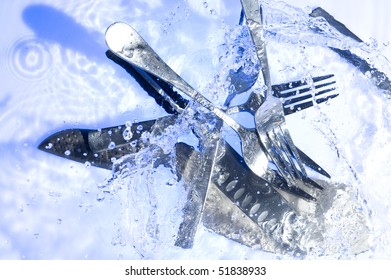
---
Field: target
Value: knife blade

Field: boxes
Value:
[38,118,160,169]
[310,7,391,94]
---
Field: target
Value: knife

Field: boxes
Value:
[310,7,391,94]
[39,51,332,178]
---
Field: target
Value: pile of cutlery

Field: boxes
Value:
[39,0,389,254]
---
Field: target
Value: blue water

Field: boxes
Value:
[1,0,391,259]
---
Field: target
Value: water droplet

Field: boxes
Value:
[64,150,71,156]
[123,127,133,141]
[84,161,91,168]
[137,125,143,130]
[203,2,208,8]
[140,131,150,142]
[130,140,138,147]
[57,219,62,225]
[45,143,53,149]
[108,141,116,149]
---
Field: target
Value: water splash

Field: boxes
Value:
[91,0,389,259]
[96,113,200,258]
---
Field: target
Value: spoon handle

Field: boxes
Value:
[105,21,242,132]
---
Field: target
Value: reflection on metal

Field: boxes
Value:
[105,21,338,201]
[174,119,223,249]
[38,118,161,169]
[37,2,377,256]
[241,0,324,196]
[310,7,391,95]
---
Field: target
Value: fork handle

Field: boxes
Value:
[105,22,242,133]
[240,0,271,95]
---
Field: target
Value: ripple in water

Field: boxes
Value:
[6,35,53,82]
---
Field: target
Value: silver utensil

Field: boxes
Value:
[105,22,273,180]
[227,74,337,116]
[38,57,336,178]
[310,7,391,94]
[241,0,313,188]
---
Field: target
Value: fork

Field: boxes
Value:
[106,21,336,194]
[105,21,273,180]
[226,74,338,116]
[240,0,313,188]
[105,51,334,181]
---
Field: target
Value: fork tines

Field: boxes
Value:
[267,124,305,175]
[265,121,326,197]
[273,74,338,115]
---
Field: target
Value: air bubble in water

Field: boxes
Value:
[108,141,116,149]
[130,140,138,147]
[140,131,150,142]
[123,127,133,141]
